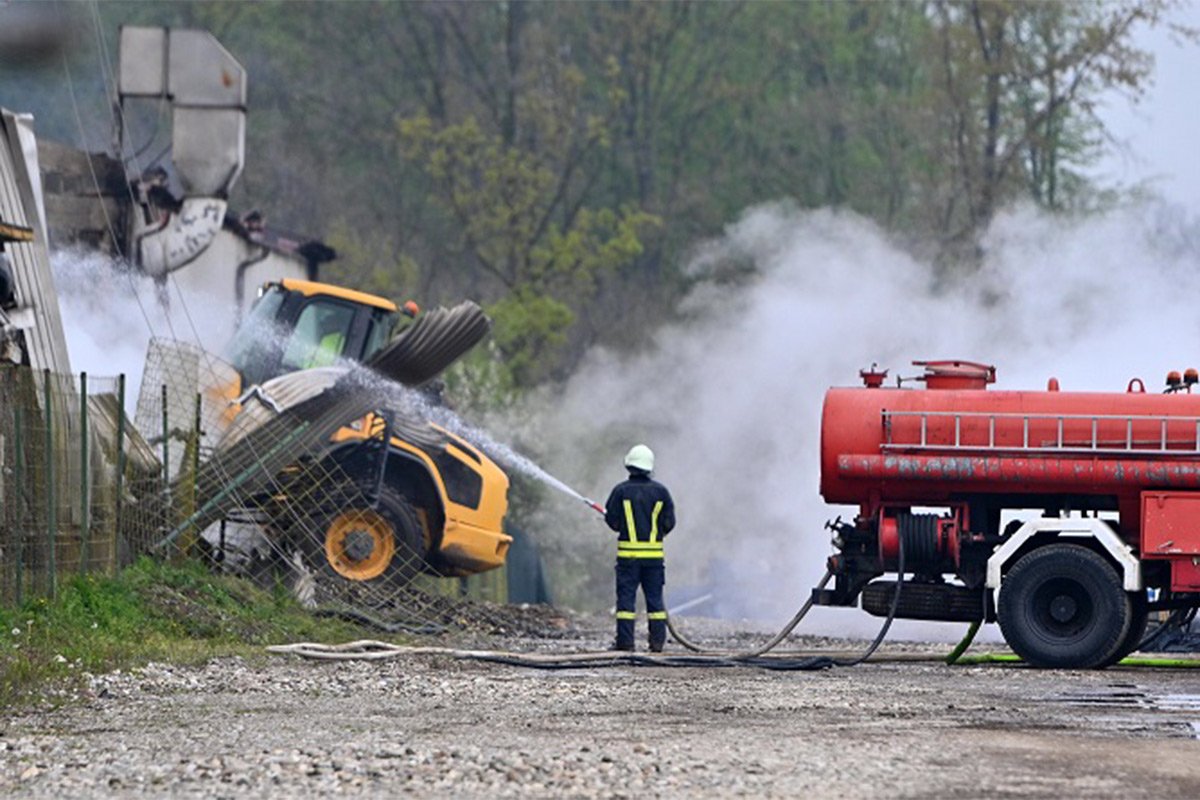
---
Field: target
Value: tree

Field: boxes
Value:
[927,0,1172,245]
[398,114,656,386]
[735,2,932,227]
[13,0,1186,368]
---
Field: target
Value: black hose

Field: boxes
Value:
[665,570,833,658]
[468,653,837,671]
[1137,604,1198,652]
[664,527,906,666]
[834,525,905,666]
[899,513,938,564]
[276,526,907,674]
[306,527,907,671]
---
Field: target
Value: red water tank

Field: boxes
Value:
[820,361,1200,533]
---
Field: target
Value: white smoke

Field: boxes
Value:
[52,249,237,403]
[520,200,1200,641]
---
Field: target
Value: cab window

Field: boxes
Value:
[362,310,399,362]
[225,286,287,386]
[280,300,357,371]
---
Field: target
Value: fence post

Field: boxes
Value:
[14,399,24,606]
[161,383,169,488]
[79,371,89,576]
[192,392,202,511]
[113,374,125,563]
[114,374,125,567]
[43,368,55,599]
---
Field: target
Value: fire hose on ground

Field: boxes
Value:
[269,522,911,671]
[270,517,1200,671]
[269,498,1200,670]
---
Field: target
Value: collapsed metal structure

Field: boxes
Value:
[0,25,546,633]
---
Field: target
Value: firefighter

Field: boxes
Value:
[604,444,676,652]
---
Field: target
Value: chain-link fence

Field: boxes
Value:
[0,366,128,603]
[2,340,553,638]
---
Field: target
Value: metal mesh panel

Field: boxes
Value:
[0,367,126,602]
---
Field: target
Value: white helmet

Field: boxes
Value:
[624,444,654,473]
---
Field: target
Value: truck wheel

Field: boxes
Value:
[314,488,427,586]
[997,544,1132,669]
[1102,591,1148,667]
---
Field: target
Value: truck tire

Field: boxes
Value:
[997,544,1132,669]
[1102,592,1148,667]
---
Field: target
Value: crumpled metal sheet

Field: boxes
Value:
[217,365,444,452]
[216,366,345,450]
[181,377,379,545]
[366,300,490,387]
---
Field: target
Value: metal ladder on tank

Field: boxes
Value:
[880,410,1200,457]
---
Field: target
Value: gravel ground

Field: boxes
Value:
[4,621,1200,798]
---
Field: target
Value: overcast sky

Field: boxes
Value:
[1096,0,1200,211]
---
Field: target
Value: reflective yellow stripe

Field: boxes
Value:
[616,611,637,620]
[647,611,668,620]
[619,498,661,558]
[617,550,664,559]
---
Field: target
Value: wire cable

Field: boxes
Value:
[60,50,159,337]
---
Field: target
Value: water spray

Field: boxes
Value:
[348,362,607,517]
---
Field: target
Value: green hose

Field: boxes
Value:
[951,651,1200,668]
[1117,656,1200,668]
[944,620,981,665]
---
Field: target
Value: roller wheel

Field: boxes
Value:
[997,544,1132,669]
[289,488,429,608]
[317,488,427,584]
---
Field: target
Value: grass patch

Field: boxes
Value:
[0,557,379,708]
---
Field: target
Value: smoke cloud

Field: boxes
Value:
[52,249,236,402]
[519,201,1200,640]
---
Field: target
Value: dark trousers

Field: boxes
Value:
[615,559,666,650]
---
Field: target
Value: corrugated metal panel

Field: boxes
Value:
[367,301,490,386]
[0,108,72,374]
[217,366,446,452]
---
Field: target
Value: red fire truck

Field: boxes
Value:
[816,359,1200,668]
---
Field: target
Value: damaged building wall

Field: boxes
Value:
[0,108,71,374]
[163,221,317,322]
[37,139,128,255]
[36,136,321,323]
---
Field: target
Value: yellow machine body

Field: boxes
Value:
[219,279,512,579]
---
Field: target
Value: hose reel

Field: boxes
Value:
[879,510,960,569]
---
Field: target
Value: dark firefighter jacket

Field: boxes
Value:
[604,472,676,560]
